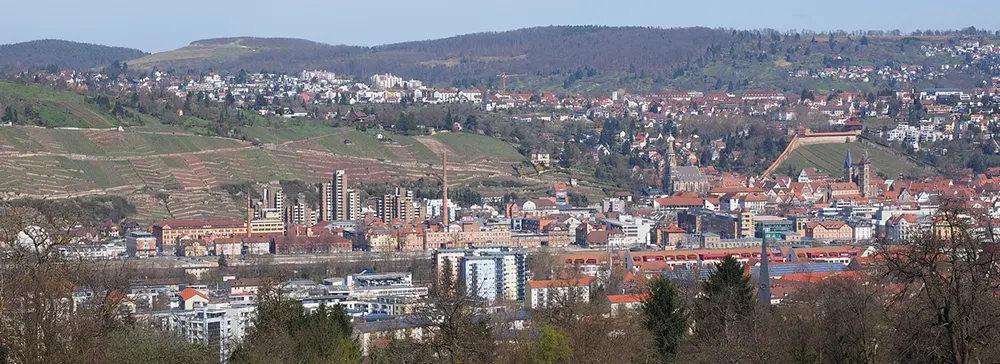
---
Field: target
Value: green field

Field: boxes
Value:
[778,141,935,179]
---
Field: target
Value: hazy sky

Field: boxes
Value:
[2,0,998,52]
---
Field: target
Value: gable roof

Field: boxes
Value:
[607,293,650,303]
[178,287,207,301]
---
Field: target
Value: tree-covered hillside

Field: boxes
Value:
[0,39,147,72]
[125,26,999,92]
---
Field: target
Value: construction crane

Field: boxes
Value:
[496,72,526,94]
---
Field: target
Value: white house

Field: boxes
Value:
[526,276,595,309]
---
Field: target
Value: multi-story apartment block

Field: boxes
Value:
[377,188,414,223]
[169,304,254,363]
[434,247,527,302]
[369,73,403,90]
[322,170,360,221]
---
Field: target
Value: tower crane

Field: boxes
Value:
[496,72,526,94]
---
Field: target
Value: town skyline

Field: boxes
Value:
[4,17,1000,363]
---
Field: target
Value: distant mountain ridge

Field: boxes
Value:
[128,26,736,85]
[5,26,985,92]
[0,39,147,72]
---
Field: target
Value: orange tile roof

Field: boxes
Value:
[178,287,207,301]
[607,294,650,303]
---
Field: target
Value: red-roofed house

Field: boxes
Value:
[526,276,596,309]
[178,287,209,310]
[607,293,650,316]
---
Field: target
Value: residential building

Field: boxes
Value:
[152,219,247,252]
[178,287,209,310]
[599,215,655,247]
[322,170,359,221]
[126,231,157,257]
[435,247,527,302]
[170,304,254,363]
[886,214,922,242]
[805,221,854,242]
[377,188,414,223]
[608,294,649,317]
[526,276,595,309]
[60,243,126,260]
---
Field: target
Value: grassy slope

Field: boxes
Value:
[0,82,115,128]
[430,132,524,162]
[778,141,934,179]
[129,44,252,68]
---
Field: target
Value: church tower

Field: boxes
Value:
[858,151,873,197]
[664,141,677,195]
[843,150,855,183]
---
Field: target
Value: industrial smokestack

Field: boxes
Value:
[246,188,253,237]
[442,152,449,233]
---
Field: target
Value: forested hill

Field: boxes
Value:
[0,40,148,72]
[128,26,992,92]
[129,26,739,85]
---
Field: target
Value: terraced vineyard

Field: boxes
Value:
[0,124,528,224]
[777,141,935,179]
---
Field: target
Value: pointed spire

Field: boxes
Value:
[758,235,771,306]
[844,149,853,169]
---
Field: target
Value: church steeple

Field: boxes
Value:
[844,150,855,182]
[664,139,677,195]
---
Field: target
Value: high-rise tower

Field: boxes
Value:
[321,170,350,221]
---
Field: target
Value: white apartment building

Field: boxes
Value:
[369,73,403,90]
[525,276,594,309]
[600,215,655,247]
